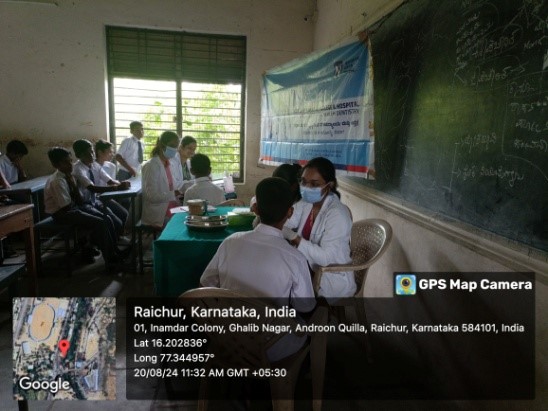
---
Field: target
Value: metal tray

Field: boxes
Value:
[185,220,228,232]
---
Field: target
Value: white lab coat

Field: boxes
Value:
[141,156,177,227]
[286,193,356,298]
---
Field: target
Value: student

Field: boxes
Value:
[72,139,130,238]
[141,131,181,228]
[43,147,119,263]
[95,139,117,181]
[284,157,355,299]
[0,139,29,185]
[182,153,225,206]
[201,177,316,361]
[115,121,145,180]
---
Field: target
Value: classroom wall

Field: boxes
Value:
[0,0,315,199]
[314,0,547,404]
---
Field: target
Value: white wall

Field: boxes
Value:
[0,0,315,200]
[314,0,547,406]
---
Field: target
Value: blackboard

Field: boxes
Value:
[366,0,548,251]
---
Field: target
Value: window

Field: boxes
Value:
[106,26,246,180]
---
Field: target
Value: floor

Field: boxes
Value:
[0,238,545,411]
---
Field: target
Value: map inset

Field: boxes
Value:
[13,297,116,400]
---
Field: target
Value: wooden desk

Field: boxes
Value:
[3,175,49,222]
[0,204,37,296]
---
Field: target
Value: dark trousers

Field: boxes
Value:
[116,169,132,181]
[99,200,128,236]
[52,205,118,260]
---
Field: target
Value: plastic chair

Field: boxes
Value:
[313,219,393,358]
[179,287,327,411]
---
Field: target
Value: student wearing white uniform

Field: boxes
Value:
[0,140,29,185]
[182,153,225,206]
[201,177,316,361]
[284,157,355,299]
[95,139,117,181]
[72,139,130,238]
[115,121,145,180]
[141,131,181,228]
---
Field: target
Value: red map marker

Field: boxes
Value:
[58,339,70,358]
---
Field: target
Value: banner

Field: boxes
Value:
[260,38,374,177]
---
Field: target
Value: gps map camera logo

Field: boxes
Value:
[395,274,416,295]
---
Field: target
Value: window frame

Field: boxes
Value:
[105,26,246,182]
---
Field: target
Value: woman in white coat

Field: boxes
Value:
[284,157,355,299]
[141,131,181,228]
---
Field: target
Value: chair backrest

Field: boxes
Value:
[351,219,393,296]
[179,287,302,369]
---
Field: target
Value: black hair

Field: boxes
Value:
[256,177,294,225]
[181,135,197,147]
[95,139,112,153]
[151,131,179,157]
[47,147,71,166]
[6,140,28,156]
[129,121,143,131]
[303,157,341,198]
[190,153,211,176]
[72,139,93,158]
[273,163,302,202]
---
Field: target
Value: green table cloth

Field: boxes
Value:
[153,207,251,296]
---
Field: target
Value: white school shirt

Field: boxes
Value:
[73,160,111,204]
[286,194,356,298]
[0,154,19,184]
[44,170,73,215]
[101,161,117,182]
[117,136,144,173]
[183,177,225,205]
[201,223,316,361]
[141,156,177,227]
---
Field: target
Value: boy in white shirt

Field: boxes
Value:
[72,139,130,239]
[44,147,119,264]
[115,121,145,180]
[0,140,29,186]
[201,177,316,361]
[183,153,225,205]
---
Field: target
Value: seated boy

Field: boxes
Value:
[200,177,316,361]
[0,139,29,185]
[183,153,225,205]
[72,139,130,239]
[43,147,120,263]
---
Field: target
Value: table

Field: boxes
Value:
[99,177,142,272]
[153,207,251,297]
[0,204,37,296]
[2,175,49,222]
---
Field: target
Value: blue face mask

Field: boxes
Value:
[164,146,177,159]
[300,184,327,204]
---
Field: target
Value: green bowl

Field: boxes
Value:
[227,213,256,227]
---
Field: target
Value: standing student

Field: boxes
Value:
[201,177,316,361]
[0,139,29,185]
[141,131,181,228]
[72,139,130,238]
[115,121,145,180]
[284,157,355,299]
[95,139,117,181]
[182,153,225,206]
[43,147,119,263]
